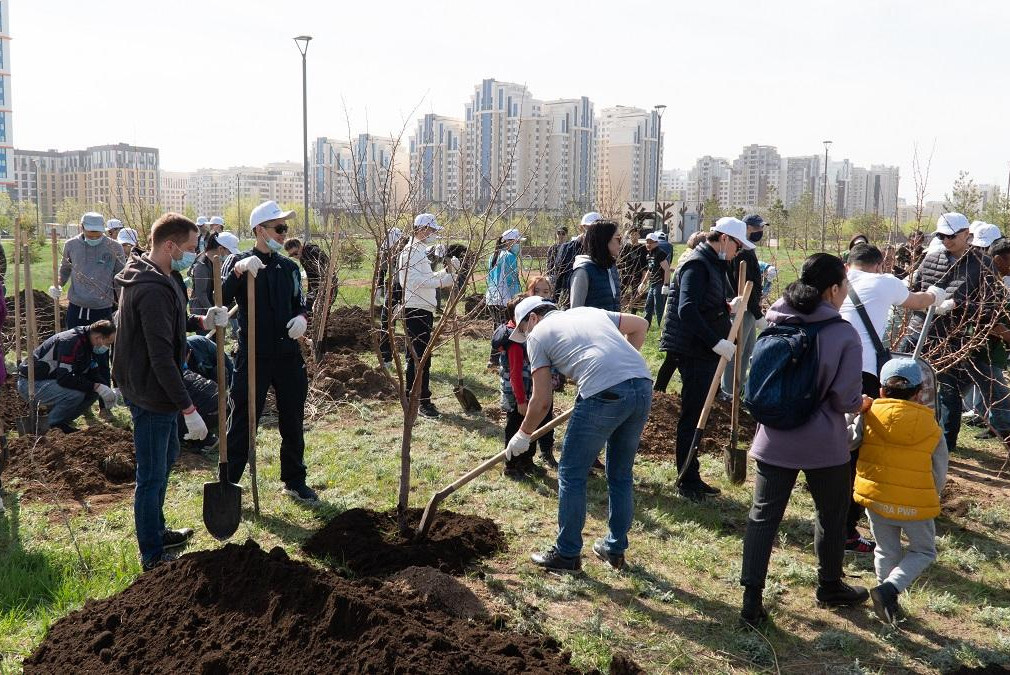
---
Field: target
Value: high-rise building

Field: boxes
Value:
[729,144,780,209]
[408,114,464,210]
[593,105,661,213]
[311,135,408,213]
[686,155,731,206]
[160,171,189,214]
[186,162,305,219]
[660,169,689,201]
[779,155,821,207]
[539,97,594,212]
[0,0,12,194]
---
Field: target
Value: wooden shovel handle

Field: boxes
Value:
[51,229,60,333]
[212,255,228,464]
[695,280,754,432]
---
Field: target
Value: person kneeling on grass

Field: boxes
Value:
[505,296,652,572]
[852,357,947,625]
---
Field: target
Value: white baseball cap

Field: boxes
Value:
[500,228,526,243]
[116,228,138,246]
[969,220,985,235]
[216,231,240,254]
[645,232,662,243]
[81,212,105,232]
[510,295,558,344]
[196,216,209,227]
[972,223,1002,248]
[713,217,756,250]
[655,231,667,241]
[580,212,602,227]
[250,200,296,229]
[209,216,225,227]
[935,212,969,236]
[105,218,123,232]
[386,227,403,248]
[413,213,442,231]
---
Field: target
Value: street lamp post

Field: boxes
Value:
[653,104,667,234]
[294,35,313,243]
[821,140,832,251]
[33,161,42,226]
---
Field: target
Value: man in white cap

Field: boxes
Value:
[553,212,603,307]
[638,232,672,327]
[397,213,460,418]
[505,295,651,571]
[195,216,210,253]
[656,217,750,500]
[116,228,143,258]
[221,200,315,503]
[105,218,124,242]
[283,236,331,312]
[189,231,240,314]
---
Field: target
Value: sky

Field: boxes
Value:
[11,0,1010,202]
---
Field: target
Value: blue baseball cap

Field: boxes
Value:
[880,358,923,387]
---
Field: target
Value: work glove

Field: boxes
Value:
[755,315,769,331]
[445,256,461,274]
[234,256,265,278]
[505,430,532,460]
[286,314,308,339]
[47,285,61,300]
[661,284,671,295]
[182,408,209,441]
[94,384,118,409]
[728,295,745,316]
[202,306,230,329]
[926,285,947,307]
[712,339,736,361]
[935,298,956,316]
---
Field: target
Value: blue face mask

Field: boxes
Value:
[171,250,198,271]
[85,236,104,247]
[266,238,284,253]
[92,344,109,354]
[509,243,521,256]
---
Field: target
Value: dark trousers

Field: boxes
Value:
[846,371,882,538]
[741,459,850,590]
[225,352,308,486]
[673,357,719,488]
[504,405,554,466]
[902,335,960,452]
[66,303,114,397]
[378,303,393,363]
[405,308,434,404]
[488,305,509,362]
[654,351,678,392]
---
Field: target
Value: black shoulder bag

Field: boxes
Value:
[847,286,891,375]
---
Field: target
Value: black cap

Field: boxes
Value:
[556,226,569,235]
[743,214,765,228]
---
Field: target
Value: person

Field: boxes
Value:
[739,253,869,628]
[546,226,568,281]
[485,228,524,326]
[16,320,118,433]
[675,230,707,271]
[117,228,144,259]
[638,232,671,328]
[893,230,925,280]
[105,218,124,242]
[553,212,603,306]
[51,212,126,330]
[505,296,652,572]
[114,212,229,571]
[209,216,225,235]
[656,217,751,500]
[969,236,1010,438]
[758,260,778,302]
[221,200,315,502]
[720,214,768,399]
[284,236,331,311]
[375,227,405,368]
[851,358,947,625]
[617,225,647,311]
[189,232,240,315]
[842,233,870,263]
[570,220,621,311]
[396,214,459,418]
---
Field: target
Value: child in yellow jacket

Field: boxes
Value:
[853,357,948,625]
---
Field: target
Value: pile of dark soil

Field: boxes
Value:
[317,305,374,353]
[0,378,28,430]
[5,424,136,502]
[460,318,495,339]
[312,353,396,401]
[303,507,506,577]
[24,541,579,674]
[388,566,487,619]
[3,289,57,349]
[609,652,647,675]
[463,293,490,318]
[638,391,757,456]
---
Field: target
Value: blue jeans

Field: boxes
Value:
[17,378,97,426]
[556,377,653,558]
[963,356,1010,437]
[131,404,181,564]
[721,312,757,397]
[643,282,666,328]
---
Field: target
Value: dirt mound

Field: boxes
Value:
[610,652,647,675]
[312,353,396,401]
[638,391,757,456]
[0,379,28,430]
[318,305,374,353]
[303,507,506,577]
[460,318,495,339]
[3,290,57,348]
[24,541,579,674]
[5,424,135,502]
[388,566,487,619]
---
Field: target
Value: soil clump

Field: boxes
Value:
[303,507,506,577]
[24,540,579,674]
[312,353,396,401]
[317,305,374,353]
[638,391,756,456]
[388,566,487,619]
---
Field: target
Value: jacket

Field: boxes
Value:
[552,235,584,305]
[853,398,945,521]
[909,248,998,340]
[222,248,308,359]
[749,299,864,470]
[485,249,521,307]
[301,243,329,295]
[397,236,453,312]
[114,254,203,414]
[188,252,216,313]
[492,321,532,411]
[659,243,731,359]
[570,255,621,311]
[730,248,763,319]
[19,327,102,392]
[59,234,126,309]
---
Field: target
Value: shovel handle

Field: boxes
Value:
[452,302,465,382]
[213,255,228,465]
[23,244,37,402]
[247,268,260,515]
[913,305,935,361]
[51,229,60,334]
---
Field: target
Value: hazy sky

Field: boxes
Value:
[12,0,1010,201]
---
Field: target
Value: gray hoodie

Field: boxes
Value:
[749,298,864,470]
[59,234,126,310]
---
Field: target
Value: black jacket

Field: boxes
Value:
[222,248,308,359]
[20,327,102,392]
[729,248,763,319]
[910,247,999,340]
[301,243,329,295]
[660,243,732,360]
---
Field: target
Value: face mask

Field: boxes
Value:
[171,250,197,271]
[748,230,764,243]
[509,243,520,256]
[92,345,109,354]
[266,238,284,253]
[85,237,103,247]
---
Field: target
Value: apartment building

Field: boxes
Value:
[729,144,780,209]
[185,162,304,219]
[594,105,661,211]
[408,114,464,210]
[779,155,821,207]
[538,97,594,212]
[160,171,189,213]
[0,0,12,193]
[660,169,689,201]
[311,135,408,213]
[686,155,731,206]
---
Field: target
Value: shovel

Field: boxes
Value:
[16,244,49,437]
[451,301,482,414]
[675,280,754,489]
[415,407,573,540]
[246,269,260,516]
[203,254,242,540]
[725,260,748,484]
[51,229,61,334]
[0,426,8,514]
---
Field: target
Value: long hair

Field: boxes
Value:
[584,220,618,267]
[782,252,846,314]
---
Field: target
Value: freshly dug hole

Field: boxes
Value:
[638,391,756,455]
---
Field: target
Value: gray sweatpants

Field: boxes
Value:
[867,511,937,592]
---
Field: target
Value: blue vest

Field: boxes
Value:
[659,243,731,359]
[581,261,621,312]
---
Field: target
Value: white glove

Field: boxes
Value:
[505,430,532,460]
[728,295,745,315]
[637,282,647,295]
[47,285,61,300]
[286,314,308,339]
[202,306,230,329]
[712,339,736,360]
[755,316,769,331]
[445,256,461,274]
[183,409,209,441]
[926,285,947,307]
[234,256,265,278]
[94,384,117,408]
[661,285,671,295]
[935,299,956,316]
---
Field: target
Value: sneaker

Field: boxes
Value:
[870,582,901,625]
[845,535,876,555]
[739,587,768,629]
[503,462,527,480]
[531,546,581,572]
[678,486,707,502]
[282,483,319,504]
[141,550,180,572]
[418,402,440,419]
[592,538,625,570]
[815,580,869,607]
[162,528,195,549]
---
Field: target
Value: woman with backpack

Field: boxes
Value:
[569,220,622,311]
[485,229,525,368]
[738,252,870,628]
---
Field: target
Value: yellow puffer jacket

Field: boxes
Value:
[853,398,942,521]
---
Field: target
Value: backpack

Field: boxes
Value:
[743,317,844,430]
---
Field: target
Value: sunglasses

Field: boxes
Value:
[260,223,288,234]
[936,231,963,240]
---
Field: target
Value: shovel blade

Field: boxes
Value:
[454,385,483,414]
[15,412,49,437]
[203,479,242,541]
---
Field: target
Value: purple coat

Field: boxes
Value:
[749,298,863,470]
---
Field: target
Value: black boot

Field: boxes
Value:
[739,586,768,628]
[539,445,558,468]
[816,579,869,607]
[870,581,902,624]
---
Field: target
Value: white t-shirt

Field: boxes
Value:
[525,307,652,399]
[839,268,910,375]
